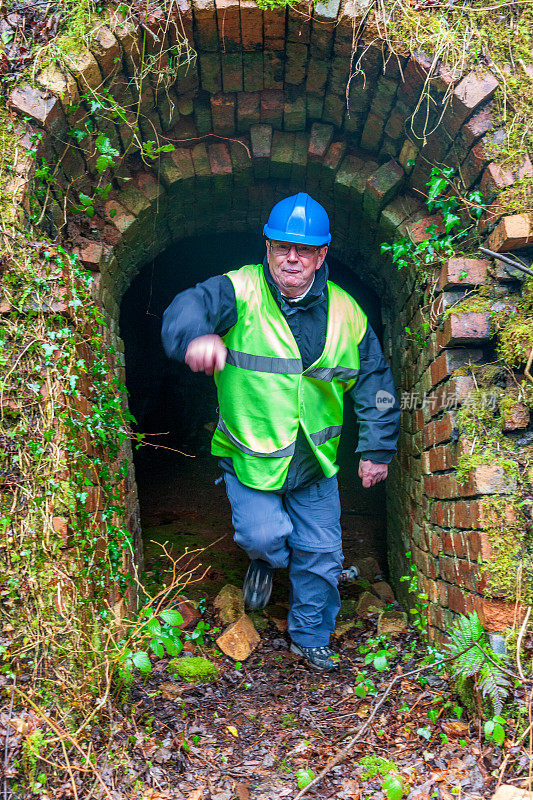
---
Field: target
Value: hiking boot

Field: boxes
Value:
[290,642,340,671]
[243,559,273,610]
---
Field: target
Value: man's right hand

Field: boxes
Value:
[185,334,227,376]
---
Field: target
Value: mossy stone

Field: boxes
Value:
[170,656,219,683]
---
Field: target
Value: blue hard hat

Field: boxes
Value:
[263,192,331,246]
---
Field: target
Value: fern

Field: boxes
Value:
[444,612,510,716]
[478,663,510,716]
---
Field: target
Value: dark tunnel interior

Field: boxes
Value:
[119,233,389,593]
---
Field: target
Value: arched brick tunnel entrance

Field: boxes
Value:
[8,0,532,638]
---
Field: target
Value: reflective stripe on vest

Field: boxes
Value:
[211,264,367,490]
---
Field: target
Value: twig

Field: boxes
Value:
[60,738,79,800]
[479,247,533,278]
[294,638,485,799]
[516,607,532,682]
[525,348,533,386]
[472,639,528,683]
[13,688,113,799]
[3,677,15,800]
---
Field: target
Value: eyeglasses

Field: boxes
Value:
[268,241,322,257]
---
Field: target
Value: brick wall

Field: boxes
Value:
[6,0,531,636]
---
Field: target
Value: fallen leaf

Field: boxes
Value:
[9,718,34,735]
[159,682,187,701]
[441,720,469,738]
[227,725,239,737]
[235,784,250,800]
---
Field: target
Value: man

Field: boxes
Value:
[162,193,399,672]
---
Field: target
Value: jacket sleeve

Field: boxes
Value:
[350,324,400,464]
[161,274,238,362]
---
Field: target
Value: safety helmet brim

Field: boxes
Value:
[263,224,331,246]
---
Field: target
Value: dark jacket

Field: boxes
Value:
[161,260,400,491]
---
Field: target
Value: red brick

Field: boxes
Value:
[432,375,463,410]
[308,122,334,160]
[215,0,241,49]
[132,171,164,203]
[320,141,346,186]
[450,72,499,131]
[210,92,235,135]
[486,213,533,253]
[424,473,460,499]
[461,137,493,188]
[260,89,284,127]
[400,53,434,103]
[430,500,453,527]
[434,413,456,445]
[480,162,514,199]
[250,123,272,158]
[85,485,103,513]
[437,312,492,347]
[447,584,467,615]
[264,6,285,49]
[438,257,490,290]
[475,598,525,632]
[454,500,483,529]
[104,200,136,236]
[406,215,444,243]
[89,25,120,75]
[237,91,260,131]
[459,464,516,497]
[479,501,517,528]
[52,516,70,547]
[364,159,404,215]
[9,84,64,133]
[192,0,219,51]
[459,106,495,148]
[240,0,263,50]
[207,142,232,175]
[428,444,455,472]
[503,403,530,430]
[73,239,106,272]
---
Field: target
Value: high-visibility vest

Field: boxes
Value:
[211,264,368,490]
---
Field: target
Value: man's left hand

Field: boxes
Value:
[358,459,388,488]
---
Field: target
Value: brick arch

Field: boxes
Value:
[7,0,530,638]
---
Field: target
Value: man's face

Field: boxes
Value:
[266,240,328,299]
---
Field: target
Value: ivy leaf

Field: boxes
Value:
[160,609,184,626]
[445,213,461,233]
[132,651,152,673]
[96,155,111,174]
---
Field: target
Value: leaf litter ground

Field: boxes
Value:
[80,617,512,800]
